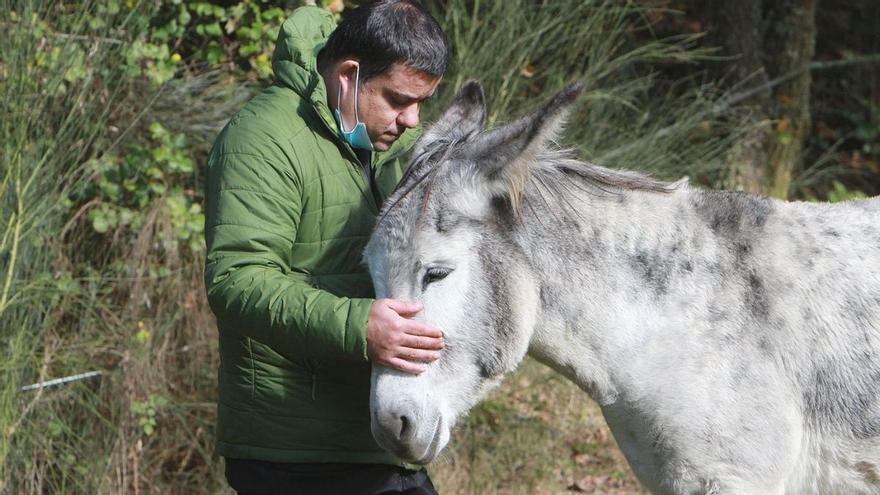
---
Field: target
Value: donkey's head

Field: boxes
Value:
[364,80,583,463]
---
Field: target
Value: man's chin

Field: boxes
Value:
[371,133,403,151]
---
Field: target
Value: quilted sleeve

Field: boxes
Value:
[203,150,372,362]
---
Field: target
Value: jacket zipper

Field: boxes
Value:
[303,360,318,401]
[311,373,317,401]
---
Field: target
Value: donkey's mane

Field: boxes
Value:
[530,149,680,197]
[377,136,461,223]
[378,143,680,226]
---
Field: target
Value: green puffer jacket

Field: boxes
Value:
[204,6,416,464]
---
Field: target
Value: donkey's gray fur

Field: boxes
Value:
[365,80,880,494]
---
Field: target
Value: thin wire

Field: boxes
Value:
[20,370,102,391]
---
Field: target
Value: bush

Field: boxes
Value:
[1,0,155,490]
[0,1,238,492]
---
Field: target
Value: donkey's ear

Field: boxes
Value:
[463,82,583,207]
[413,80,486,154]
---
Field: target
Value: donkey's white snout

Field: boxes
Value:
[371,400,446,464]
[371,405,423,461]
[373,408,412,442]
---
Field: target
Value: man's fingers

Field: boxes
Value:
[387,358,427,375]
[384,298,423,316]
[397,348,441,363]
[380,299,443,338]
[402,334,445,350]
[399,320,443,338]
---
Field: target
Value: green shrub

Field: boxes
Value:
[0,0,158,490]
[72,122,204,252]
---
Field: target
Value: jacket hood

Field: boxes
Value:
[272,6,335,98]
[271,6,338,135]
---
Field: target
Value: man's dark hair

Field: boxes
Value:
[317,0,449,80]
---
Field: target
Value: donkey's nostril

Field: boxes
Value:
[398,414,410,440]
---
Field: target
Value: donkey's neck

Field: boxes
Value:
[515,183,703,404]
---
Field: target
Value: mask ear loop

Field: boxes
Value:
[336,64,361,133]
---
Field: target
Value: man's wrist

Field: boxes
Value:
[347,297,375,361]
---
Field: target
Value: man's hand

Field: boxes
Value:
[367,299,444,374]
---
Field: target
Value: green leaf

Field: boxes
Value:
[118,207,136,226]
[122,178,138,192]
[239,43,260,57]
[149,182,167,195]
[178,5,191,26]
[262,7,285,20]
[134,327,150,344]
[149,122,168,140]
[48,419,64,437]
[776,129,793,145]
[151,145,169,162]
[199,22,223,37]
[204,42,225,65]
[146,165,164,179]
[91,213,109,233]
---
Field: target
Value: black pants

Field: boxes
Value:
[224,458,439,495]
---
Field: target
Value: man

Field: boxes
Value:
[203,1,449,493]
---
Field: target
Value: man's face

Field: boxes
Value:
[347,63,441,152]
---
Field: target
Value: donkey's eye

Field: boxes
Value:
[423,267,452,289]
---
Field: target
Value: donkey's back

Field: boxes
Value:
[652,189,880,493]
[764,196,880,491]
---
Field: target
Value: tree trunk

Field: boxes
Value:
[703,0,818,199]
[762,0,818,198]
[705,0,772,194]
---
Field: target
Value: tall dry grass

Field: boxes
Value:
[427,0,748,186]
[0,1,241,492]
[1,0,153,490]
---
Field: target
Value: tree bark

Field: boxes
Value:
[705,0,771,193]
[762,0,818,198]
[703,0,818,199]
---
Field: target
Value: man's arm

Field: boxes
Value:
[204,150,443,368]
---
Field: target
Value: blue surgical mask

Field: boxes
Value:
[334,65,373,150]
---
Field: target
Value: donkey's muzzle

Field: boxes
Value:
[372,408,416,457]
[371,405,443,463]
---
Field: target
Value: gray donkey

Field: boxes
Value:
[364,81,880,494]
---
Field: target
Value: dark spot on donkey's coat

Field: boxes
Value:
[823,228,841,238]
[629,249,673,296]
[803,360,880,440]
[474,238,516,379]
[692,190,772,236]
[746,272,771,320]
[856,461,880,485]
[432,202,462,234]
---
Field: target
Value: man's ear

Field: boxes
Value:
[412,80,486,156]
[332,59,360,110]
[462,82,583,209]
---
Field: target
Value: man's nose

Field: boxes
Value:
[397,104,420,129]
